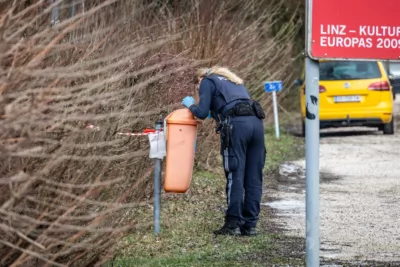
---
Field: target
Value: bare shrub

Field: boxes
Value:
[0,0,302,265]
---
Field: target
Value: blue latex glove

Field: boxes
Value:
[182,96,195,108]
[207,112,211,118]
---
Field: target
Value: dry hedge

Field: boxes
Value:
[0,0,302,266]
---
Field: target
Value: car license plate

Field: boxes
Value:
[334,95,361,103]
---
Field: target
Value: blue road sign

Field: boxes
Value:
[264,81,283,93]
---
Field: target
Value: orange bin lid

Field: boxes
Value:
[165,108,199,125]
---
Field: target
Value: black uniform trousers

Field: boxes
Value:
[220,115,266,229]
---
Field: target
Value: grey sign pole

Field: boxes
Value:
[305,0,320,264]
[305,57,320,266]
[153,120,163,234]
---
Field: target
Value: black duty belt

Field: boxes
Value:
[216,101,265,133]
[226,102,255,118]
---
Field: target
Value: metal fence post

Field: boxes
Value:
[153,120,163,234]
[70,0,76,17]
[50,0,60,26]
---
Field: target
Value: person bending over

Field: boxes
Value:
[182,66,266,236]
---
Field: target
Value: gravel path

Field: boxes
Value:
[264,99,400,263]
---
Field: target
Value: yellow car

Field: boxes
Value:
[296,60,394,136]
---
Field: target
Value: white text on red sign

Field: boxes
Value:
[319,24,400,49]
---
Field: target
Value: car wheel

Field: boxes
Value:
[382,119,395,135]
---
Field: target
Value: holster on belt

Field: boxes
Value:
[220,121,232,150]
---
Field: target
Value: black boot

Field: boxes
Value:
[241,227,257,236]
[213,224,241,236]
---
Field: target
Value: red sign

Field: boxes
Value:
[308,0,400,60]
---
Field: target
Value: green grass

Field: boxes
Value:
[109,127,305,267]
[264,126,304,174]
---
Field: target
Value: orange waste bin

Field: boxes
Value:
[164,108,199,193]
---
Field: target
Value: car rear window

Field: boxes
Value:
[388,62,400,76]
[320,61,382,81]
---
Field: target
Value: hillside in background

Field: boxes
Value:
[0,0,304,266]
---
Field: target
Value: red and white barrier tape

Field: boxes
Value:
[116,132,152,136]
[87,124,163,136]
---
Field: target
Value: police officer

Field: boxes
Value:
[181,66,266,236]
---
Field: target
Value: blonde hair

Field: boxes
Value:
[193,66,244,85]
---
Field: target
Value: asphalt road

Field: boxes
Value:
[264,98,400,264]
